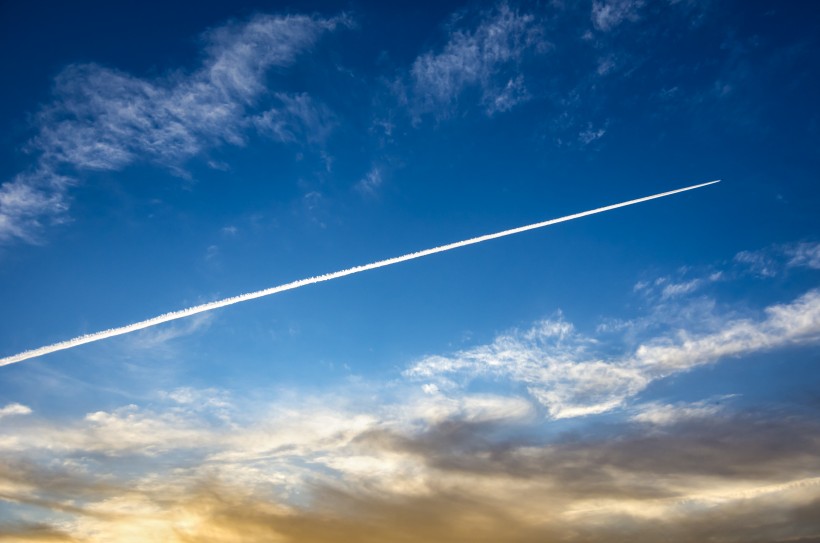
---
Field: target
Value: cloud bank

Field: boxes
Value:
[2,387,819,541]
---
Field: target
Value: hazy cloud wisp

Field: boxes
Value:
[410,3,547,117]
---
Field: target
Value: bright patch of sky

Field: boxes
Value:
[0,1,818,541]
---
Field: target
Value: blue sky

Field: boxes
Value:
[1,1,819,540]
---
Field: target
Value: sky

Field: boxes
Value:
[0,0,818,541]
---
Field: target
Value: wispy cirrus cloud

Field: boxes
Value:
[253,92,337,145]
[637,240,820,303]
[0,13,348,244]
[408,3,547,118]
[354,165,383,195]
[33,15,345,171]
[735,240,820,277]
[0,169,73,244]
[591,0,645,32]
[577,122,607,144]
[734,248,779,278]
[787,241,820,269]
[634,270,724,301]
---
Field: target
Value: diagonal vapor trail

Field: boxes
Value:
[0,180,719,367]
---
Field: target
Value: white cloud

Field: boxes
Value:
[405,316,648,419]
[631,398,730,426]
[1,13,346,244]
[0,382,531,468]
[636,268,724,301]
[631,289,820,375]
[591,0,645,32]
[0,405,210,456]
[410,3,546,117]
[0,403,32,419]
[34,15,341,172]
[421,383,439,395]
[661,278,702,298]
[406,289,820,419]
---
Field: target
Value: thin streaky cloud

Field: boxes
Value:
[0,180,719,367]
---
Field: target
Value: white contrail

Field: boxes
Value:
[0,180,719,367]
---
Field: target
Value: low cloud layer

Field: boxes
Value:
[2,282,820,541]
[2,401,820,542]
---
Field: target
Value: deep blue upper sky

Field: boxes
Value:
[0,0,817,401]
[0,2,818,540]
